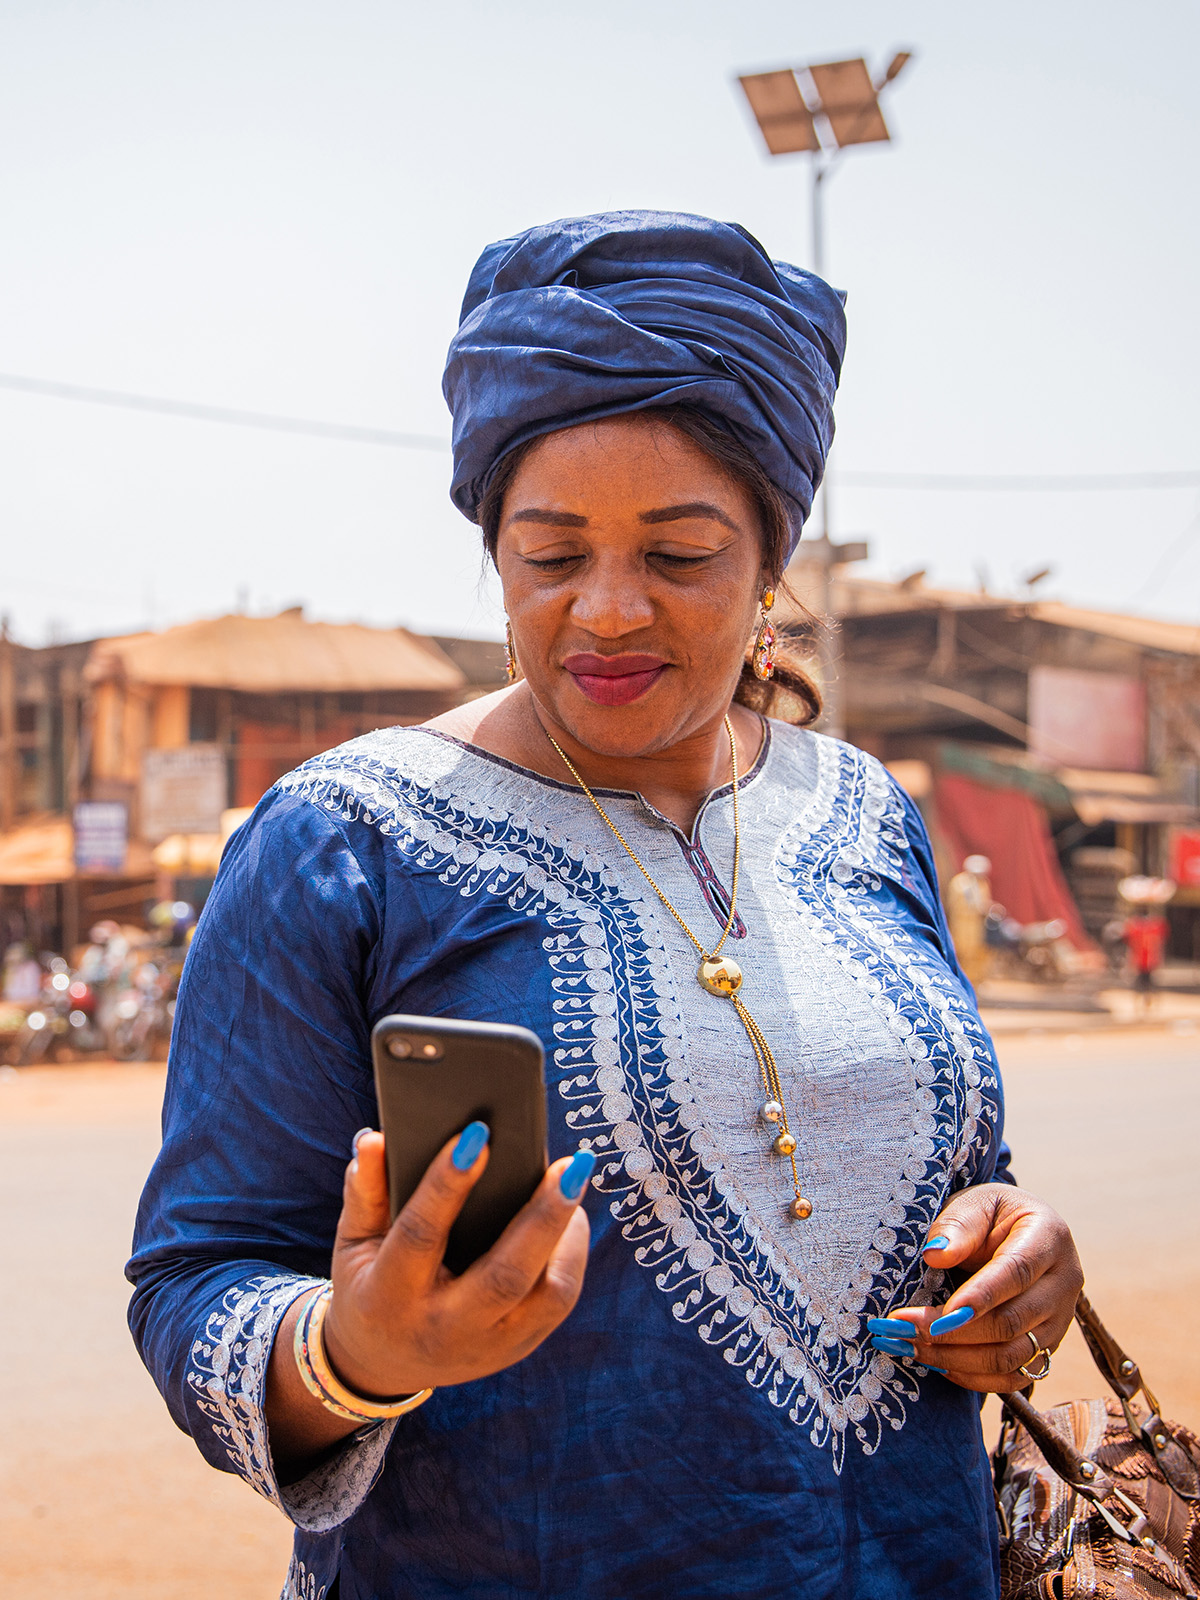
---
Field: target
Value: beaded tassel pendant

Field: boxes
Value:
[751,588,777,682]
[751,617,777,681]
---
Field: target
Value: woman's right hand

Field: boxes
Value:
[267,1126,592,1476]
[320,1125,593,1400]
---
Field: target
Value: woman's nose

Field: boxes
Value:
[568,565,656,638]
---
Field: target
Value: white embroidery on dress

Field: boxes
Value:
[280,1415,397,1534]
[188,1274,319,1510]
[281,1556,327,1600]
[276,725,1003,1473]
[187,1273,396,1533]
[562,738,1001,1468]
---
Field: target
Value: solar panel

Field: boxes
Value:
[737,69,820,155]
[806,58,890,148]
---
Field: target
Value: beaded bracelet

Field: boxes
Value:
[293,1284,434,1423]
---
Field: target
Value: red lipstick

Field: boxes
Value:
[562,653,669,706]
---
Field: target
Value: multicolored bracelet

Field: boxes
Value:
[292,1284,434,1423]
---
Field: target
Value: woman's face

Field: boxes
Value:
[494,415,769,759]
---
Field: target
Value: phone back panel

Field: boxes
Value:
[371,1014,547,1274]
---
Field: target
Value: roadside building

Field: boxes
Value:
[8,583,1198,963]
[780,571,1200,961]
[0,610,502,952]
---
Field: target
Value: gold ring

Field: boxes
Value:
[1017,1335,1053,1382]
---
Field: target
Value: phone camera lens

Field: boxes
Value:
[387,1037,412,1059]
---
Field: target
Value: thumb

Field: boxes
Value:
[336,1129,391,1248]
[918,1185,1005,1271]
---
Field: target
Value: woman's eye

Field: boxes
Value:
[651,551,712,568]
[523,554,582,570]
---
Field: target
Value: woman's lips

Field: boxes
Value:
[562,653,669,706]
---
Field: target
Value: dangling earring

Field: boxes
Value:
[504,618,519,684]
[751,588,777,681]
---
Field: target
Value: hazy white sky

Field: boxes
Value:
[2,0,1197,645]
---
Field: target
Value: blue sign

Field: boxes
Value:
[74,802,128,873]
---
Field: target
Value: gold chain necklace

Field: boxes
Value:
[545,715,813,1221]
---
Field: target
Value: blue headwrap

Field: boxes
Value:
[442,210,846,552]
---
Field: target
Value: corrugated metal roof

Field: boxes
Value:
[781,571,1200,658]
[1028,602,1200,658]
[934,743,1199,824]
[84,611,467,692]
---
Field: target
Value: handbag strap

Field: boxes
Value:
[1075,1290,1159,1412]
[1072,1291,1198,1499]
[1002,1387,1115,1494]
[997,1290,1199,1502]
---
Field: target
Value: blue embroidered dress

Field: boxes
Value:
[128,719,1010,1600]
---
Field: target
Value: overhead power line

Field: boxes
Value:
[838,468,1200,491]
[0,371,448,452]
[2,369,1197,490]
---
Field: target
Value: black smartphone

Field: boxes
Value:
[371,1014,548,1275]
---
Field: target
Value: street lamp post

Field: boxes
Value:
[738,50,913,278]
[736,50,913,738]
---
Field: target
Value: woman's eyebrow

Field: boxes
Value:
[507,507,589,527]
[639,502,739,530]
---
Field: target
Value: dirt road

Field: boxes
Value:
[1,1028,1196,1598]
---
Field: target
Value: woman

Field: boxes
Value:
[129,212,1083,1600]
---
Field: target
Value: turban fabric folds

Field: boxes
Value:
[442,211,847,553]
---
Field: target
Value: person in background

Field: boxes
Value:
[947,853,993,990]
[2,941,43,1005]
[1122,901,1170,1010]
[77,920,132,1040]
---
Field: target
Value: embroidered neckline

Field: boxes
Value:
[409,715,773,833]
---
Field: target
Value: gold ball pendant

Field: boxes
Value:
[697,956,743,996]
[789,1196,814,1220]
[773,1131,797,1156]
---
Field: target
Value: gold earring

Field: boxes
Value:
[504,619,518,684]
[751,588,777,681]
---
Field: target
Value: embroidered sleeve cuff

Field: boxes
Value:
[186,1272,399,1533]
[187,1272,323,1514]
[278,1415,398,1532]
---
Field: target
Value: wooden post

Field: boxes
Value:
[217,689,234,806]
[62,663,81,955]
[0,620,15,831]
[62,666,80,810]
[930,607,957,680]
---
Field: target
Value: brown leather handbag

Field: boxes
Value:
[993,1292,1200,1598]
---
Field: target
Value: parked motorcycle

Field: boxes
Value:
[108,961,176,1061]
[984,909,1071,983]
[7,957,108,1064]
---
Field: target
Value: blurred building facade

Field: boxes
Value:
[0,611,506,952]
[5,584,1199,963]
[782,570,1200,961]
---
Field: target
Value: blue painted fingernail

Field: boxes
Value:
[929,1305,975,1337]
[925,1366,949,1375]
[924,1235,950,1252]
[351,1127,373,1155]
[452,1121,489,1171]
[871,1336,917,1357]
[560,1148,597,1201]
[868,1317,917,1337]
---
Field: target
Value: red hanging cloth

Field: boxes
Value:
[932,770,1093,950]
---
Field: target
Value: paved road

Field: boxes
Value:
[1,1030,1197,1598]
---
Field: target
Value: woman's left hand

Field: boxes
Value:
[876,1184,1084,1392]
